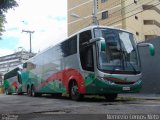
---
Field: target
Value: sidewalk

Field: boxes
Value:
[119,93,160,100]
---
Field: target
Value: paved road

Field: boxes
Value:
[0,94,160,120]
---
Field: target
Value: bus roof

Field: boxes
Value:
[69,25,132,38]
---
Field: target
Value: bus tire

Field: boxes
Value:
[31,85,41,97]
[16,88,21,95]
[27,86,31,96]
[31,85,35,97]
[5,90,11,95]
[104,94,118,101]
[69,80,83,101]
[31,85,38,97]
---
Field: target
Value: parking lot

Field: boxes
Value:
[0,94,160,120]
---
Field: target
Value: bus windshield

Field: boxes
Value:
[94,28,141,74]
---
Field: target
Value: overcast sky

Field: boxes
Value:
[0,0,67,56]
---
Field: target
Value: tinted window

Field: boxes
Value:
[102,11,108,19]
[79,30,92,48]
[61,35,77,57]
[23,63,27,68]
[4,67,20,80]
[80,45,94,71]
[68,35,77,55]
[79,30,94,71]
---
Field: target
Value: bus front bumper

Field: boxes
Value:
[85,78,142,94]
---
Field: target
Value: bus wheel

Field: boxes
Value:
[31,85,41,97]
[69,81,83,101]
[5,90,11,95]
[16,88,22,95]
[31,85,35,97]
[104,94,118,101]
[27,86,31,96]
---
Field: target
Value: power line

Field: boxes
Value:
[106,0,138,19]
[69,0,160,36]
[69,0,128,12]
[101,0,160,26]
[108,1,160,26]
[69,0,133,34]
[99,0,153,22]
[69,0,128,25]
[100,0,128,10]
[69,0,149,26]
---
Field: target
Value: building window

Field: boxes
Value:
[144,20,154,25]
[101,0,107,3]
[102,11,108,19]
[145,35,157,40]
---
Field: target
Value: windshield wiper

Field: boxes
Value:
[122,50,138,74]
[128,61,137,74]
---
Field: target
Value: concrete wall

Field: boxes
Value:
[139,37,160,93]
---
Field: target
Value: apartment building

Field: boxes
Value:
[0,51,35,85]
[68,0,160,42]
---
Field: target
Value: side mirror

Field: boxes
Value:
[89,37,106,51]
[89,37,104,44]
[137,43,155,56]
[100,39,106,51]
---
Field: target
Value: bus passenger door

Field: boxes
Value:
[79,30,96,93]
[79,30,94,72]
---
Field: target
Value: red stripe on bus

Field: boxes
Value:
[35,68,86,94]
[11,81,18,89]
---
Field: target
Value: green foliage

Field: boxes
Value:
[0,0,18,38]
[0,0,18,13]
[0,14,5,37]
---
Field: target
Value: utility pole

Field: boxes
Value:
[22,30,34,55]
[93,0,99,25]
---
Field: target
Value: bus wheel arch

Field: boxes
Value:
[68,79,83,101]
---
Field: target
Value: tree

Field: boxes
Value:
[0,0,18,37]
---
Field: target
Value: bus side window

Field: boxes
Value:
[23,63,27,69]
[79,30,94,71]
[17,74,22,84]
